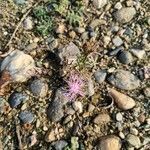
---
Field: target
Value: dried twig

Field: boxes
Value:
[16,124,23,150]
[1,0,43,56]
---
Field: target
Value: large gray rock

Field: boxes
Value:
[114,7,136,23]
[1,50,35,82]
[47,89,68,122]
[108,70,140,90]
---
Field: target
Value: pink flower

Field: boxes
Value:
[64,73,85,101]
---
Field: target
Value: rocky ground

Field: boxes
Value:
[0,0,149,150]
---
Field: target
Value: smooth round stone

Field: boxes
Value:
[19,111,35,124]
[130,128,138,135]
[116,112,123,122]
[8,92,29,108]
[30,79,48,98]
[117,51,133,64]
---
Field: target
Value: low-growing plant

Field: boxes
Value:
[33,6,54,36]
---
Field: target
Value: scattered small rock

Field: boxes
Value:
[116,112,123,122]
[143,87,150,97]
[23,17,33,30]
[58,42,81,65]
[98,135,121,150]
[8,92,29,108]
[45,129,56,142]
[19,111,35,124]
[14,0,26,5]
[72,101,83,113]
[114,7,136,23]
[94,69,107,84]
[117,51,133,64]
[87,78,95,97]
[112,36,123,47]
[93,0,107,9]
[30,79,48,98]
[126,134,141,149]
[130,128,138,136]
[130,49,146,59]
[108,70,140,90]
[88,104,95,112]
[51,140,68,150]
[109,88,135,110]
[93,114,110,124]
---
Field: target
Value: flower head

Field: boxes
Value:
[64,73,85,101]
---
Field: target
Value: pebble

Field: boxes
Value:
[1,50,35,82]
[93,0,107,9]
[56,24,65,34]
[138,114,146,123]
[88,104,95,112]
[48,39,58,50]
[130,128,138,135]
[19,111,35,124]
[58,42,81,65]
[23,17,33,30]
[117,51,133,64]
[98,135,121,150]
[75,27,85,34]
[45,129,56,142]
[47,89,68,122]
[109,88,135,110]
[72,101,83,113]
[14,0,26,5]
[119,132,125,139]
[112,36,123,47]
[94,69,107,84]
[51,140,68,150]
[108,70,140,90]
[108,47,123,56]
[87,78,95,97]
[114,2,122,10]
[30,79,48,98]
[126,134,141,149]
[93,114,110,124]
[25,43,38,52]
[114,7,136,23]
[130,49,146,59]
[8,92,29,108]
[81,32,89,41]
[116,112,123,122]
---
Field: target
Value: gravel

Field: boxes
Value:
[93,0,108,9]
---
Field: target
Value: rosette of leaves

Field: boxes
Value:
[33,6,54,36]
[51,0,69,16]
[66,0,84,26]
